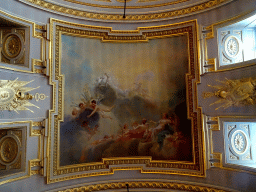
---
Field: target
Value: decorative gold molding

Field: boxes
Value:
[35,24,46,31]
[57,181,231,192]
[0,10,48,73]
[204,58,216,72]
[62,0,189,9]
[30,159,41,167]
[30,120,45,166]
[29,159,43,176]
[21,0,232,21]
[138,0,162,2]
[206,116,223,168]
[47,19,205,183]
[31,33,47,75]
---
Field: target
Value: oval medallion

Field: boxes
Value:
[224,36,240,58]
[0,137,18,163]
[3,34,22,58]
[231,130,248,155]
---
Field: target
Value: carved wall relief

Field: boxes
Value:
[219,31,243,65]
[224,122,256,167]
[0,126,26,177]
[203,77,256,110]
[0,130,21,170]
[0,78,40,113]
[0,28,28,66]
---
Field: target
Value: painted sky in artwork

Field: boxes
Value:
[61,35,188,116]
[60,34,191,165]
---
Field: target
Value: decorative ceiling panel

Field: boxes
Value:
[17,0,234,22]
[47,19,204,183]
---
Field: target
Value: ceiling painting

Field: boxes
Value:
[47,19,204,183]
[1,1,256,190]
[60,32,191,166]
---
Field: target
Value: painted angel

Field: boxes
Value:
[87,99,115,119]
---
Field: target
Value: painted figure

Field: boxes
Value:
[87,99,115,119]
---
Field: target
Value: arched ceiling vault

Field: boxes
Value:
[0,0,256,192]
[17,0,234,22]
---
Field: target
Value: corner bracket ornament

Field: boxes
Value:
[0,78,40,113]
[204,115,222,169]
[203,77,256,110]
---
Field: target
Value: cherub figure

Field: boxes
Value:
[87,99,115,119]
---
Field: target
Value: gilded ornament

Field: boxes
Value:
[16,29,25,41]
[0,78,40,113]
[0,137,18,164]
[2,29,12,38]
[1,53,10,64]
[21,0,231,21]
[204,77,256,110]
[13,130,22,143]
[9,154,21,169]
[16,54,25,64]
[34,93,48,102]
[3,34,22,58]
[62,0,188,9]
[0,131,7,139]
[57,181,230,192]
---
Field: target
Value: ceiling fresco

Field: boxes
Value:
[47,19,204,183]
[0,0,256,191]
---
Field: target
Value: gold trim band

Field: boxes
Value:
[62,0,190,9]
[57,181,232,192]
[21,0,233,21]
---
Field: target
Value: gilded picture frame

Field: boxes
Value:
[47,19,205,183]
